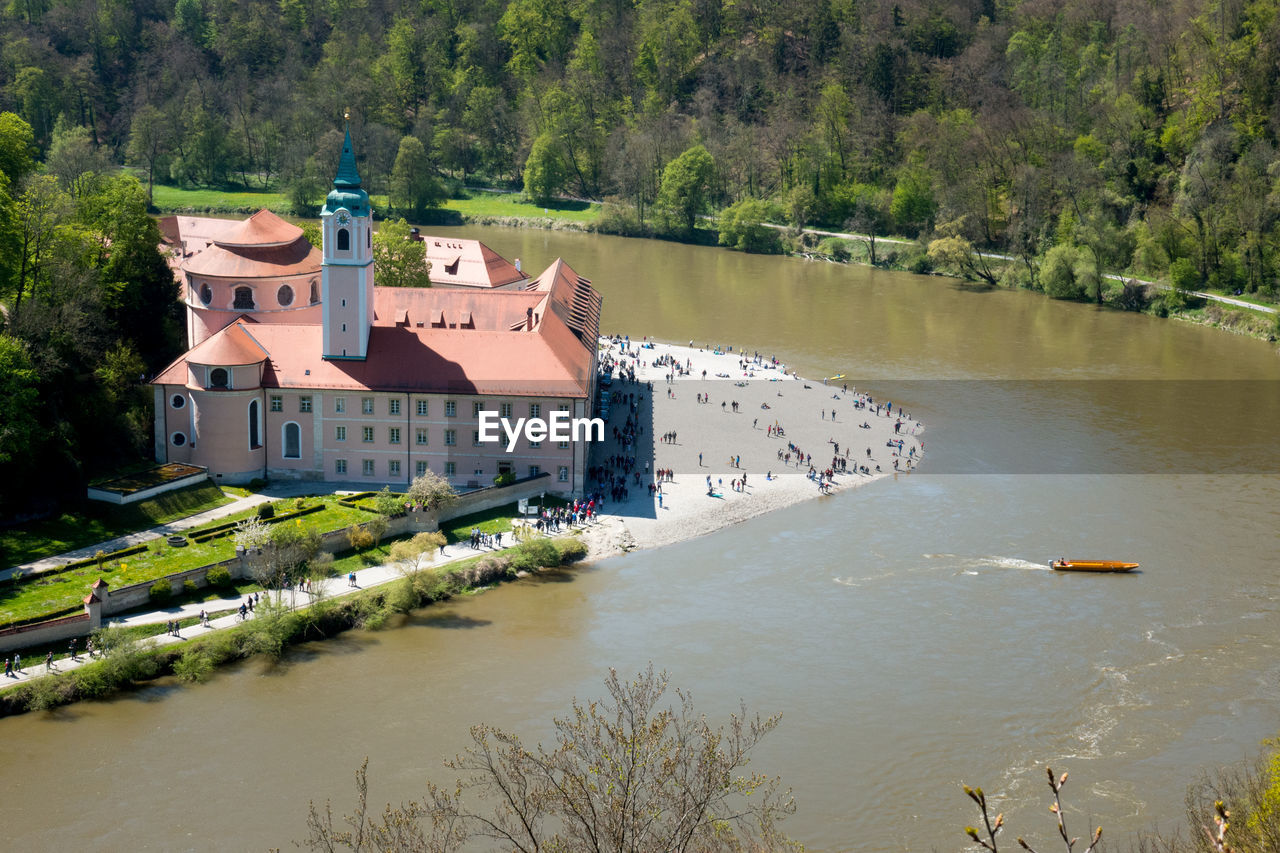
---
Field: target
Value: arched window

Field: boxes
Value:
[199,283,212,305]
[283,422,301,459]
[248,399,261,449]
[337,228,350,251]
[233,286,254,309]
[309,279,319,304]
[209,368,229,389]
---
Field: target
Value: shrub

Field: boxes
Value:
[348,526,374,550]
[182,579,198,596]
[907,252,933,274]
[247,478,267,491]
[493,471,517,487]
[149,578,172,601]
[554,538,589,563]
[256,502,275,520]
[205,565,233,587]
[173,649,214,683]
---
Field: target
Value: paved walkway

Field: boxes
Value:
[0,527,571,687]
[1,483,323,582]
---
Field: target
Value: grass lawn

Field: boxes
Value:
[1,482,235,569]
[0,498,370,628]
[145,178,598,226]
[444,191,600,224]
[442,498,568,543]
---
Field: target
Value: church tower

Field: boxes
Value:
[321,125,375,360]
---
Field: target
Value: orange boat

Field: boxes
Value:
[1050,559,1139,572]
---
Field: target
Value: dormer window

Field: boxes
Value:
[337,228,350,251]
[209,367,229,389]
[233,286,254,310]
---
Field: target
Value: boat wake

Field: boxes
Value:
[929,554,1052,572]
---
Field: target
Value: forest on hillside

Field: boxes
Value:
[1,0,1277,295]
[1,0,1280,516]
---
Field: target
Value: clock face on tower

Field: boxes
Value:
[336,210,351,226]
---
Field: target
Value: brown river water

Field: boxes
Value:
[3,226,1280,851]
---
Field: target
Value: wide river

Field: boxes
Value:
[4,226,1280,851]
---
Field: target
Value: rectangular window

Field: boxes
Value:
[416,461,428,477]
[444,429,456,446]
[389,399,401,415]
[389,460,401,477]
[500,402,513,419]
[335,459,347,475]
[474,468,484,476]
[558,403,570,411]
[529,465,541,477]
[362,459,374,476]
[445,401,456,417]
[389,427,401,444]
[558,441,570,449]
[415,428,428,446]
[444,461,456,477]
[335,426,346,441]
[472,430,482,446]
[473,401,483,417]
[270,395,282,412]
[335,396,346,414]
[362,397,374,415]
[530,440,541,449]
[299,396,312,413]
[362,426,374,442]
[558,466,569,482]
[529,403,541,419]
[416,399,428,416]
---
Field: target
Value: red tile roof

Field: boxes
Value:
[214,210,304,248]
[421,236,526,288]
[181,239,321,279]
[154,318,267,381]
[155,259,601,398]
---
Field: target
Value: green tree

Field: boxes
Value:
[0,335,40,468]
[656,144,715,233]
[890,167,936,236]
[523,132,566,206]
[389,135,444,219]
[125,105,171,203]
[372,218,432,288]
[718,197,783,253]
[0,112,36,185]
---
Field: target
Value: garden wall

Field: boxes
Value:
[0,613,91,655]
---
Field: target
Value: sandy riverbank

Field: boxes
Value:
[578,338,925,560]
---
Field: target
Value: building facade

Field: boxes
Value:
[152,130,600,495]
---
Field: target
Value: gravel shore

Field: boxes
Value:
[580,338,926,559]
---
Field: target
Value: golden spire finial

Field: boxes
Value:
[344,109,350,122]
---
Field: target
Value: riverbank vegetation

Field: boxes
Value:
[0,535,587,716]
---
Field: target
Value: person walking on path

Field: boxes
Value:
[45,651,53,672]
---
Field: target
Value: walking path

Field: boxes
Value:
[0,531,568,687]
